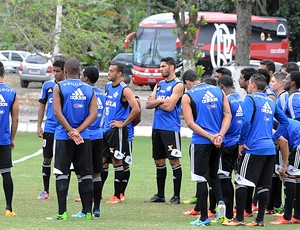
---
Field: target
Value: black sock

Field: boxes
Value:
[256,187,269,222]
[78,178,85,213]
[196,182,208,221]
[245,186,254,213]
[93,177,102,211]
[156,164,166,198]
[56,175,69,215]
[283,178,296,220]
[236,186,247,221]
[121,167,130,195]
[172,164,182,198]
[42,163,51,193]
[101,168,109,187]
[2,172,13,211]
[294,178,300,219]
[81,175,93,214]
[208,187,216,213]
[273,176,283,209]
[114,165,124,199]
[209,175,223,202]
[221,178,234,219]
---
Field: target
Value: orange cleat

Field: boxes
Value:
[5,210,16,217]
[208,210,216,218]
[270,216,293,224]
[182,208,200,216]
[106,195,121,204]
[120,193,125,201]
[292,217,300,224]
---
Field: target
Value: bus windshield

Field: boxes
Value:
[133,28,177,67]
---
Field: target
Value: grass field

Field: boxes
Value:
[0,133,297,229]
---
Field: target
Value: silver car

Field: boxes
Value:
[0,50,30,73]
[19,54,53,88]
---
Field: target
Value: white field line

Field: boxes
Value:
[13,149,43,164]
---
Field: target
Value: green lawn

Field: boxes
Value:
[0,133,297,229]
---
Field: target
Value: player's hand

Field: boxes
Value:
[238,144,249,157]
[68,128,80,138]
[279,165,288,180]
[110,120,124,128]
[210,134,223,148]
[72,135,84,145]
[37,127,44,138]
[10,140,15,149]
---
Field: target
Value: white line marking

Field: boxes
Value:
[13,149,43,164]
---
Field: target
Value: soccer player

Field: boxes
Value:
[269,72,288,111]
[72,66,106,218]
[37,59,65,200]
[214,67,232,82]
[0,61,19,217]
[182,70,232,226]
[223,74,289,227]
[102,62,140,204]
[47,58,98,221]
[283,71,300,121]
[238,67,256,92]
[146,57,184,204]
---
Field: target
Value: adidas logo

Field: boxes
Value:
[70,88,86,100]
[261,102,273,114]
[96,97,104,109]
[235,105,243,117]
[202,91,218,103]
[0,94,8,106]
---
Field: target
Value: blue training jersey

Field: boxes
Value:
[239,92,289,155]
[89,86,106,140]
[104,81,129,133]
[284,91,300,120]
[54,79,94,140]
[186,83,224,144]
[280,118,300,150]
[276,91,288,111]
[225,92,243,148]
[39,80,59,133]
[0,83,17,145]
[152,78,182,132]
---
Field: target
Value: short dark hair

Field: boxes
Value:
[121,74,131,84]
[257,68,270,84]
[218,75,233,87]
[53,58,65,71]
[65,58,80,75]
[182,70,199,84]
[0,61,4,76]
[260,59,275,73]
[160,57,176,69]
[250,74,267,91]
[289,71,300,89]
[83,66,99,84]
[240,67,256,81]
[286,62,299,73]
[216,67,232,77]
[110,62,124,74]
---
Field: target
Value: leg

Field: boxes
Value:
[2,170,13,212]
[169,158,182,202]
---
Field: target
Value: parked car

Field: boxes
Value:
[19,54,53,88]
[0,50,30,73]
[111,53,133,76]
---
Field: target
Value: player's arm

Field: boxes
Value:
[76,93,98,133]
[37,103,46,138]
[273,131,288,176]
[10,95,19,149]
[132,97,141,126]
[218,91,232,137]
[159,83,184,112]
[182,94,215,142]
[146,85,163,109]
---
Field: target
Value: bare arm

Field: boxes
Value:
[218,91,232,137]
[273,130,289,177]
[10,95,19,149]
[159,83,184,112]
[145,85,163,109]
[37,103,46,138]
[132,98,141,126]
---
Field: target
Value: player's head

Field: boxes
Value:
[0,62,4,77]
[82,66,99,84]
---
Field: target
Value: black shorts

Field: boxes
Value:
[43,132,54,158]
[0,145,13,169]
[287,145,300,176]
[103,127,128,161]
[190,144,222,182]
[152,129,181,160]
[91,139,103,174]
[123,141,133,166]
[219,143,238,179]
[236,153,275,188]
[54,140,92,176]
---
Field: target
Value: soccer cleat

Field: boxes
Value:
[120,193,125,201]
[208,210,216,218]
[147,194,166,203]
[216,200,226,224]
[246,220,265,226]
[252,203,258,213]
[75,197,81,203]
[270,216,293,224]
[169,196,180,204]
[244,211,254,217]
[222,218,245,226]
[106,195,121,204]
[222,218,233,224]
[85,212,93,221]
[274,206,284,213]
[47,212,68,220]
[37,191,50,200]
[190,217,210,226]
[5,210,16,217]
[182,208,200,216]
[71,211,85,218]
[93,210,100,217]
[292,217,300,224]
[182,196,197,204]
[265,209,276,215]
